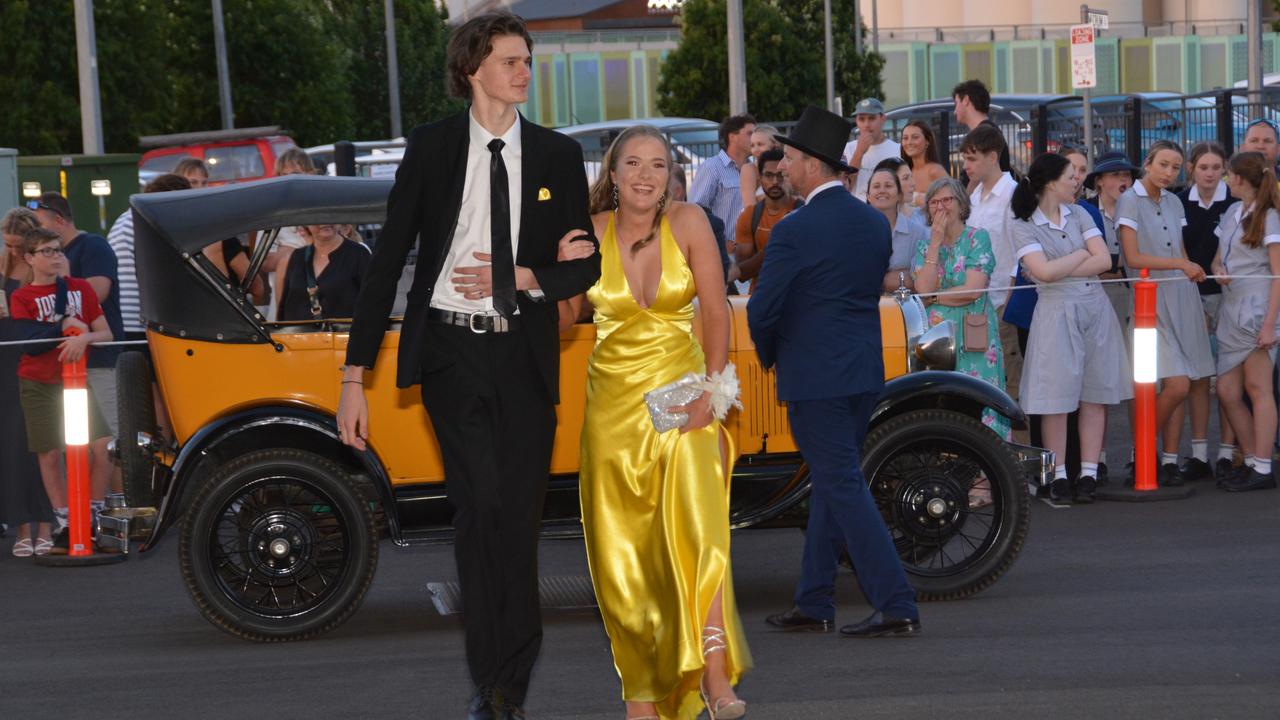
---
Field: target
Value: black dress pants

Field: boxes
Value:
[418,322,557,705]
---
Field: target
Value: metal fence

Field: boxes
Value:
[578,89,1280,184]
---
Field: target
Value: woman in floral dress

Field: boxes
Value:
[911,176,1010,440]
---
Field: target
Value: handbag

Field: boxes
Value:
[643,372,705,433]
[958,228,990,353]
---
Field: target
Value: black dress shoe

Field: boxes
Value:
[1048,477,1072,503]
[1224,468,1277,492]
[1179,457,1213,482]
[1073,475,1096,504]
[1096,462,1110,487]
[1159,463,1185,487]
[1214,458,1239,487]
[765,606,832,633]
[467,686,501,720]
[839,611,921,638]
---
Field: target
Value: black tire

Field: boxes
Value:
[179,448,378,642]
[862,409,1030,601]
[116,352,158,507]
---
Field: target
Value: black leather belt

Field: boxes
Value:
[426,307,514,333]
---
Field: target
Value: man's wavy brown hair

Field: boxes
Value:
[446,11,533,101]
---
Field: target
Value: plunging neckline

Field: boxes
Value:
[613,214,664,310]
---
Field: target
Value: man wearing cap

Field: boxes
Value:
[844,97,901,202]
[749,106,921,639]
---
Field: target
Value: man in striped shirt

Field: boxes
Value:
[107,173,193,339]
[690,113,756,287]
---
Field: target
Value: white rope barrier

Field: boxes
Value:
[911,273,1280,300]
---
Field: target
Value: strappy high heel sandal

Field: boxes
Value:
[700,626,746,719]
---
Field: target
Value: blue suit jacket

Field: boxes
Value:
[747,185,891,401]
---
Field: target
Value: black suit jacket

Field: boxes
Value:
[345,110,601,401]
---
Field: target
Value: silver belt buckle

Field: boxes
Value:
[467,311,488,334]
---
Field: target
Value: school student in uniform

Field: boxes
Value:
[1010,153,1132,503]
[1210,151,1280,492]
[1177,142,1239,482]
[1116,140,1215,487]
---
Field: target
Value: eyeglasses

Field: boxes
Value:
[927,196,956,208]
[30,247,64,258]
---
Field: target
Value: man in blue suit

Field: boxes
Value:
[748,106,921,638]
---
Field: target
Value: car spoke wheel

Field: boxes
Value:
[863,409,1029,600]
[180,449,377,641]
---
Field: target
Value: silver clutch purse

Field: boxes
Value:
[643,372,704,433]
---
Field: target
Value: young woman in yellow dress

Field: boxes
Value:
[560,124,751,720]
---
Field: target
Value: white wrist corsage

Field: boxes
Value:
[699,362,743,420]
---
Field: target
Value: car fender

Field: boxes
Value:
[871,370,1028,431]
[141,405,398,552]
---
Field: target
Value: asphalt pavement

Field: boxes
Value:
[3,475,1279,719]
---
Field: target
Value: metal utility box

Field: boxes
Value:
[18,154,140,233]
[0,148,17,210]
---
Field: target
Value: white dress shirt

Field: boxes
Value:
[431,111,523,314]
[968,171,1018,308]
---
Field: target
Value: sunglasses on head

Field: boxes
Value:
[1247,118,1280,138]
[25,200,64,217]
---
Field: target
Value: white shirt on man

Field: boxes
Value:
[843,137,902,201]
[431,111,524,315]
[968,171,1018,308]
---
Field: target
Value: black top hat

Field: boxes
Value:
[1084,152,1141,191]
[776,106,855,173]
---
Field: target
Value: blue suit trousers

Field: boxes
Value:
[787,393,919,621]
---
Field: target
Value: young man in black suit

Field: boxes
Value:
[337,12,600,719]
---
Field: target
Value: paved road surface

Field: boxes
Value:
[3,478,1279,719]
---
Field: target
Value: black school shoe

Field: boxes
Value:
[1073,475,1097,504]
[1096,462,1110,487]
[1048,477,1072,503]
[1179,457,1213,482]
[1224,468,1277,492]
[1214,458,1240,487]
[1159,463,1185,487]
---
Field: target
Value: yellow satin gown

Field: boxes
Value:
[580,213,751,719]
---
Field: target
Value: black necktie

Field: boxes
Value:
[487,138,517,318]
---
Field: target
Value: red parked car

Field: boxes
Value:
[138,126,297,188]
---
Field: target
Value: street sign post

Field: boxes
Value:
[1076,4,1108,170]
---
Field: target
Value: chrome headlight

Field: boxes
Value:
[913,320,956,371]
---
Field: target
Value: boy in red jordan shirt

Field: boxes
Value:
[9,228,114,537]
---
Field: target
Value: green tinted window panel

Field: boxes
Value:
[1056,42,1069,93]
[931,49,961,98]
[1231,37,1247,84]
[1185,40,1200,94]
[1122,40,1152,93]
[1042,46,1053,92]
[1265,35,1277,74]
[571,54,602,124]
[631,52,648,117]
[1095,39,1119,95]
[1201,39,1228,90]
[913,46,928,102]
[962,45,993,87]
[539,61,555,126]
[1154,40,1184,92]
[649,54,662,117]
[995,45,1009,92]
[881,49,912,108]
[1010,43,1040,93]
[555,59,570,125]
[602,54,630,120]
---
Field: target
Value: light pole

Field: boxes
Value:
[213,0,234,129]
[1248,0,1263,102]
[726,0,747,113]
[73,0,104,155]
[824,0,835,112]
[385,0,403,138]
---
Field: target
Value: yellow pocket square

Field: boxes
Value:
[537,187,552,201]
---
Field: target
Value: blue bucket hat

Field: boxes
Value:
[1084,151,1141,191]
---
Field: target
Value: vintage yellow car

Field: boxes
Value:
[115,175,1048,641]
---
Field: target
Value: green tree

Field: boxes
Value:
[327,0,460,139]
[656,0,883,122]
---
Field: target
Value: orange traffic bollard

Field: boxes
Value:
[35,328,126,566]
[1097,268,1194,502]
[1132,269,1158,491]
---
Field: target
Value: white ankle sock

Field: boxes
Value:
[1054,464,1067,480]
[1191,440,1208,462]
[1161,452,1179,466]
[1244,455,1257,469]
[1099,449,1108,465]
[1219,444,1237,461]
[1080,462,1099,478]
[1254,457,1272,474]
